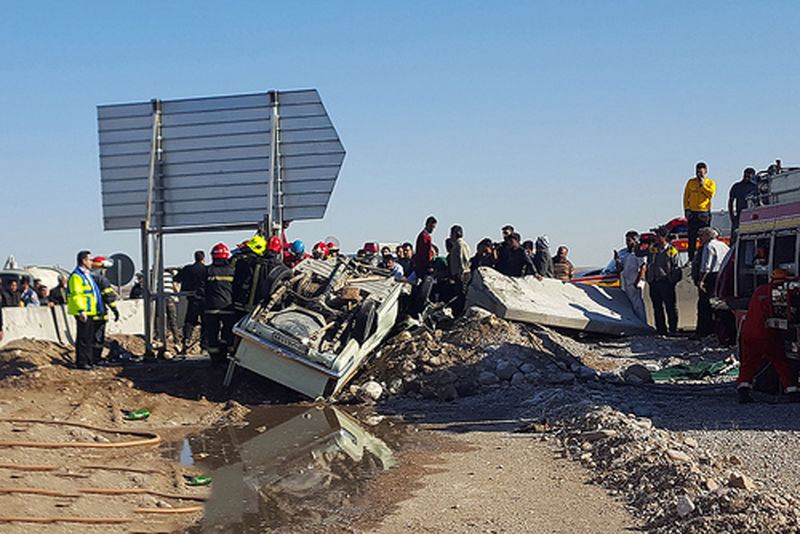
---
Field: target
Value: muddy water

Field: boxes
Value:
[162,405,400,533]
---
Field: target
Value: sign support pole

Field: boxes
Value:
[141,99,162,357]
[268,90,278,236]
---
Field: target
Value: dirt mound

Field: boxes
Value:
[0,339,73,370]
[347,308,590,402]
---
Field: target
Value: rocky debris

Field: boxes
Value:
[728,472,756,491]
[343,308,606,404]
[665,449,692,463]
[676,494,695,517]
[359,381,384,402]
[520,405,800,533]
[478,371,500,386]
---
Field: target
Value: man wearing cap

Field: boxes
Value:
[737,269,799,403]
[683,161,716,262]
[68,250,105,370]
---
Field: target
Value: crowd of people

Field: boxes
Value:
[0,161,779,385]
[0,275,69,309]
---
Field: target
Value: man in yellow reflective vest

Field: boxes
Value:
[68,250,105,370]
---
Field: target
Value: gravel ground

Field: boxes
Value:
[367,309,800,533]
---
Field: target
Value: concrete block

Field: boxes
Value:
[0,300,144,348]
[465,267,653,335]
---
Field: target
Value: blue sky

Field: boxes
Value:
[2,1,798,271]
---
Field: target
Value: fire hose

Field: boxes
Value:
[0,417,205,523]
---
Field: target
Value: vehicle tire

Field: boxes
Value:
[352,300,377,344]
[264,264,292,296]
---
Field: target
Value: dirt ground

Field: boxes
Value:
[5,307,791,533]
[0,334,637,533]
[370,429,633,533]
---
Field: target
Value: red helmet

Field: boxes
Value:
[91,256,112,269]
[211,243,230,260]
[267,236,282,252]
[312,242,329,259]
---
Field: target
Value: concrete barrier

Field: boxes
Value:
[0,300,145,348]
[466,267,653,335]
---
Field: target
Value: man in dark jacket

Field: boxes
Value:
[500,233,540,278]
[49,275,68,305]
[200,243,235,366]
[175,250,207,352]
[1,280,21,307]
[646,226,682,335]
[470,238,497,271]
[533,235,555,279]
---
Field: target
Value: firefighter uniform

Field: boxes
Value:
[90,270,119,362]
[68,266,104,369]
[200,260,235,366]
[737,282,798,393]
[232,249,282,319]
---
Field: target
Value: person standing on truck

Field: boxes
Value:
[736,269,799,403]
[645,226,682,335]
[727,167,757,243]
[683,161,716,262]
[68,251,104,370]
[616,231,647,321]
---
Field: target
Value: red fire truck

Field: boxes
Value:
[727,161,800,359]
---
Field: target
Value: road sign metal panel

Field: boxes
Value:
[97,89,345,231]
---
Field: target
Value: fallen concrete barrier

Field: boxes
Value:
[465,267,653,335]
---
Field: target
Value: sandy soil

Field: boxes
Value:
[371,429,634,533]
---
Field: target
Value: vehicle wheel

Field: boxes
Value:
[264,264,292,296]
[352,300,377,344]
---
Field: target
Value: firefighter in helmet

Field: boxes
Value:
[200,243,235,367]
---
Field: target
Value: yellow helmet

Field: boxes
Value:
[247,234,267,255]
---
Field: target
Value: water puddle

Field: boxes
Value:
[162,404,398,532]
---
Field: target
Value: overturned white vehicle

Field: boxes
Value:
[225,257,409,398]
